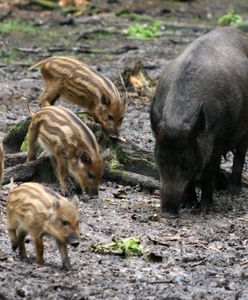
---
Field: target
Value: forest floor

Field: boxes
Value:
[1,0,248,299]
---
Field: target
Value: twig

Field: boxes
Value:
[119,73,129,103]
[147,235,221,253]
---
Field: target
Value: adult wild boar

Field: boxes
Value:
[150,27,248,214]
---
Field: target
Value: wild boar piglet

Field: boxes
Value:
[27,106,103,196]
[7,182,80,269]
[29,56,126,136]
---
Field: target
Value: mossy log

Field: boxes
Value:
[2,114,159,191]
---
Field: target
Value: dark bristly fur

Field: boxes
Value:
[151,27,248,214]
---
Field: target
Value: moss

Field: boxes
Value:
[3,118,31,153]
[115,145,131,165]
[109,159,127,177]
[76,112,93,122]
[1,48,20,64]
[20,134,29,152]
[0,20,37,34]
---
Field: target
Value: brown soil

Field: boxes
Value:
[1,1,248,299]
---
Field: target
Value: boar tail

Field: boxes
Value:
[9,177,17,190]
[28,59,47,71]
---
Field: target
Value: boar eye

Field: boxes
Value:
[60,219,69,227]
[87,171,95,180]
[80,152,91,164]
[108,114,113,121]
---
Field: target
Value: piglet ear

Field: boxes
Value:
[101,94,110,106]
[53,201,60,210]
[71,195,80,208]
[80,151,91,164]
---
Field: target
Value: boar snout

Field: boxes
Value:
[65,233,80,247]
[70,239,80,248]
[160,184,186,215]
[85,187,98,196]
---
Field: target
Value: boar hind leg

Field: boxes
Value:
[183,183,197,209]
[34,237,44,265]
[230,144,248,195]
[27,125,39,161]
[56,239,71,270]
[17,230,28,260]
[39,84,60,108]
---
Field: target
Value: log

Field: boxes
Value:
[2,114,159,190]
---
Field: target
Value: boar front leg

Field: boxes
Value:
[56,239,71,270]
[230,143,248,195]
[56,156,69,196]
[34,236,44,265]
[200,153,221,210]
[8,228,18,251]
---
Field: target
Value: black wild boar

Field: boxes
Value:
[150,27,248,214]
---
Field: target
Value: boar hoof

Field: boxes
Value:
[230,184,241,196]
[160,206,179,217]
[198,201,213,213]
[11,242,18,252]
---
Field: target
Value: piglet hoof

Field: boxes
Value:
[61,261,71,271]
[11,242,18,252]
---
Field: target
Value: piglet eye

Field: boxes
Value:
[87,171,95,180]
[80,152,91,164]
[108,114,113,121]
[60,219,69,226]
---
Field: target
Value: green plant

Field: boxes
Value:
[218,10,243,26]
[20,134,29,152]
[123,20,162,39]
[92,237,143,258]
[1,48,20,63]
[0,20,37,34]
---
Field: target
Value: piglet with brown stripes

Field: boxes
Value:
[7,182,80,270]
[0,142,3,190]
[29,56,126,137]
[27,106,103,196]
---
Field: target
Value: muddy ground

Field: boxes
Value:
[1,0,248,299]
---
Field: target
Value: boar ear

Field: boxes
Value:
[80,151,91,164]
[150,96,162,137]
[193,103,208,136]
[101,94,110,106]
[71,195,80,208]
